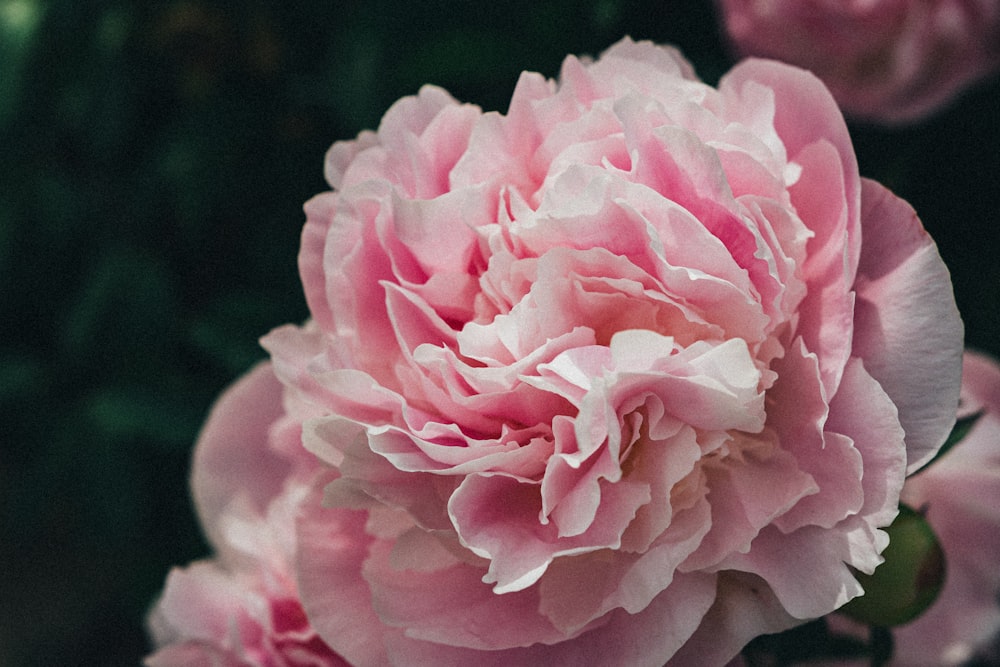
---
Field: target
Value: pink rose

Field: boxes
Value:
[145,363,348,667]
[258,38,963,665]
[716,0,1000,124]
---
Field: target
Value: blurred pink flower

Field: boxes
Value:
[889,350,1000,665]
[716,0,1000,124]
[145,363,348,667]
[258,38,962,665]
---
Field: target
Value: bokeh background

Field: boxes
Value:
[2,1,998,664]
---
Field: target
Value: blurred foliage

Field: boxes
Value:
[0,0,997,665]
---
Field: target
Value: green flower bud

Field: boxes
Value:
[840,504,945,627]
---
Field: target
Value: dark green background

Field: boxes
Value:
[2,1,997,664]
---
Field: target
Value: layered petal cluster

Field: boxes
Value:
[257,38,963,665]
[788,351,1000,667]
[145,363,348,667]
[716,0,1000,124]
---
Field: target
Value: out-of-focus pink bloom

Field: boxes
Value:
[890,350,1000,665]
[145,363,348,667]
[716,0,1000,124]
[260,37,962,665]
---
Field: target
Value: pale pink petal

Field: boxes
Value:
[296,474,390,667]
[191,362,290,554]
[852,178,964,473]
[538,494,713,634]
[378,571,716,667]
[682,440,816,572]
[148,561,254,649]
[449,472,650,593]
[768,340,864,533]
[668,572,801,666]
[783,139,857,396]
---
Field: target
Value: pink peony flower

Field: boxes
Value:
[145,363,348,667]
[716,0,1000,124]
[252,37,966,665]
